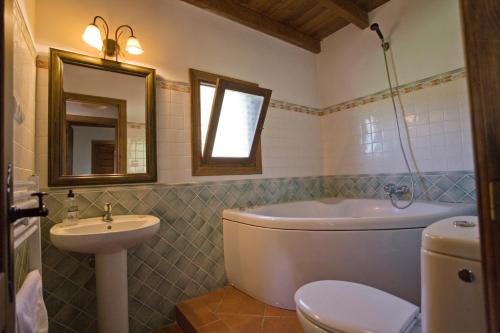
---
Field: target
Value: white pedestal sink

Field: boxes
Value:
[50,215,160,333]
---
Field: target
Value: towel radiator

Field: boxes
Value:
[7,171,47,302]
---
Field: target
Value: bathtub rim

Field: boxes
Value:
[222,198,476,231]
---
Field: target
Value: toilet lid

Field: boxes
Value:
[295,280,419,333]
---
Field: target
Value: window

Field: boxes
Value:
[190,69,272,176]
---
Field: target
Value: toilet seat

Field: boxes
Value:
[295,280,420,333]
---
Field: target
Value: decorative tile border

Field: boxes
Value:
[320,68,466,115]
[156,76,191,93]
[36,51,466,118]
[155,76,321,114]
[41,171,475,332]
[269,99,320,114]
[36,56,49,69]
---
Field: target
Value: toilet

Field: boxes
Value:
[294,216,486,333]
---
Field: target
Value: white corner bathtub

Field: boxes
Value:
[223,198,476,309]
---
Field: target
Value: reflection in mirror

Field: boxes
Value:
[63,93,125,175]
[62,63,146,175]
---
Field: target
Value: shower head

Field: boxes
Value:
[370,23,390,50]
[370,23,385,41]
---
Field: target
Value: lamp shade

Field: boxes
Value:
[125,36,143,55]
[82,24,103,50]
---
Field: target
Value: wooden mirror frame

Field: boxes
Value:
[49,48,157,186]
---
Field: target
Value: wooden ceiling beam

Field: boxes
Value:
[179,0,321,53]
[317,0,369,29]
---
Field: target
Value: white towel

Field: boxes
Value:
[16,270,48,333]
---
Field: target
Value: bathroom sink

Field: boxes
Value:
[50,214,160,332]
[50,215,160,254]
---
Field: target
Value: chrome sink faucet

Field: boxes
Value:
[384,184,410,199]
[103,203,113,222]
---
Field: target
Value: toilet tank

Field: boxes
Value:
[421,216,486,333]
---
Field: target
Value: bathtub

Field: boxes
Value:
[222,198,476,309]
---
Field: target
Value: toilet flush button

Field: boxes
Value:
[453,220,476,227]
[458,269,475,283]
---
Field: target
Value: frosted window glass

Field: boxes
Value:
[200,84,216,153]
[212,89,264,158]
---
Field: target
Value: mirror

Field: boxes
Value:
[49,49,156,185]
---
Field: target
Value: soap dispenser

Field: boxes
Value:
[62,189,79,226]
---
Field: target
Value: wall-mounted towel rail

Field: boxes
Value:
[12,175,43,276]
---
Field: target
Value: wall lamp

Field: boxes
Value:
[82,16,143,61]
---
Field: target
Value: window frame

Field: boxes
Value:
[190,69,271,176]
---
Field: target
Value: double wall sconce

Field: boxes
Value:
[82,16,143,61]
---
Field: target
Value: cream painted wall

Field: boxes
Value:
[34,0,319,108]
[316,0,465,107]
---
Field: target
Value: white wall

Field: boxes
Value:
[35,0,318,108]
[13,0,36,181]
[316,0,473,175]
[316,0,465,107]
[34,0,471,186]
[35,68,323,186]
[156,87,322,184]
[34,0,324,187]
[16,0,35,39]
[322,78,473,175]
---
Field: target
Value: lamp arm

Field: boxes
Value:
[92,16,110,40]
[114,25,134,42]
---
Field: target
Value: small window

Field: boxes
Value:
[190,69,272,176]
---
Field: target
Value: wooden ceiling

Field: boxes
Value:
[179,0,391,53]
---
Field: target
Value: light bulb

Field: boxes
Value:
[125,36,143,55]
[82,24,103,50]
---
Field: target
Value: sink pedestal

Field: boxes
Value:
[95,250,129,333]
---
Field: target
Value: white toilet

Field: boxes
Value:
[295,216,486,333]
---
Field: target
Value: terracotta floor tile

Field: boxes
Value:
[197,320,232,333]
[176,287,306,333]
[177,301,219,328]
[264,305,297,317]
[262,317,304,333]
[218,314,264,333]
[217,288,266,316]
[191,288,226,313]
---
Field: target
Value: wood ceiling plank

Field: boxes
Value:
[312,17,349,39]
[288,3,326,29]
[317,0,369,29]
[297,10,335,35]
[179,0,321,53]
[264,0,314,23]
[281,1,321,27]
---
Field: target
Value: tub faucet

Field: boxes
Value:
[384,184,409,198]
[103,203,113,222]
